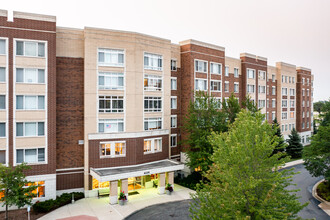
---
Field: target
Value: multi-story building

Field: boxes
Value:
[0,10,313,206]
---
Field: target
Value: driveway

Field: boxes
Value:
[285,164,329,220]
[125,200,192,220]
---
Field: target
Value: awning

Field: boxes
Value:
[90,159,184,182]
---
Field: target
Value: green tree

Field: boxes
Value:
[190,110,305,219]
[272,118,286,155]
[303,124,330,187]
[286,128,303,159]
[314,101,325,114]
[222,93,241,124]
[242,95,259,114]
[0,163,38,220]
[183,91,227,173]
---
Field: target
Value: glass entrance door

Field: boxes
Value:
[128,177,143,191]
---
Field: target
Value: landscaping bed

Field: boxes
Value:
[0,208,45,220]
[317,181,330,201]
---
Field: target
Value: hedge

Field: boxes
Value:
[33,192,84,213]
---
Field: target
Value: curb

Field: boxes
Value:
[279,159,304,169]
[312,179,330,216]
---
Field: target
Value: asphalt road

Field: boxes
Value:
[126,164,329,220]
[285,163,329,220]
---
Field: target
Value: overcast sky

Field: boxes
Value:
[2,0,329,101]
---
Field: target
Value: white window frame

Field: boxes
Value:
[210,80,221,92]
[98,95,124,113]
[98,119,124,133]
[144,74,162,91]
[144,138,162,154]
[210,62,222,75]
[98,72,124,90]
[170,134,177,147]
[224,81,229,92]
[16,68,45,84]
[144,117,162,131]
[0,38,6,55]
[247,68,255,79]
[272,111,276,120]
[234,82,239,93]
[282,87,287,96]
[258,71,266,80]
[272,99,276,108]
[16,122,44,137]
[258,85,266,94]
[144,96,162,112]
[247,84,255,93]
[15,40,46,58]
[16,95,45,110]
[100,141,126,158]
[98,48,124,67]
[171,77,177,90]
[282,112,288,120]
[171,115,177,128]
[171,96,177,109]
[16,147,45,164]
[171,59,177,71]
[144,52,163,71]
[234,67,239,78]
[282,99,287,108]
[225,66,229,76]
[195,59,208,73]
[195,78,207,91]
[272,86,276,95]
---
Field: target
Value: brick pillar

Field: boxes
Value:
[168,171,174,189]
[121,179,129,200]
[109,181,118,205]
[158,173,166,194]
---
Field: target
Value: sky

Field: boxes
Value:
[2,0,329,101]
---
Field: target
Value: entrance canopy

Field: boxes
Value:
[90,159,184,182]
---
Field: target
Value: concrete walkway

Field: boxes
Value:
[38,184,194,220]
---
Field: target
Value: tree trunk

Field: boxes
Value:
[5,204,8,220]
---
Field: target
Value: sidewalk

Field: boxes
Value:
[38,184,194,220]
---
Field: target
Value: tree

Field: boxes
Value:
[183,91,227,173]
[271,118,286,155]
[303,124,330,188]
[314,101,325,114]
[0,163,38,220]
[242,95,259,114]
[190,110,305,219]
[286,128,303,159]
[222,93,241,124]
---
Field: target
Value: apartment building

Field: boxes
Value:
[0,10,313,206]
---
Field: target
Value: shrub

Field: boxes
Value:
[174,171,203,190]
[317,181,330,201]
[33,192,84,213]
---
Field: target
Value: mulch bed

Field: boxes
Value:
[0,208,46,220]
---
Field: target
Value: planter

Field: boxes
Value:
[166,190,172,195]
[118,199,126,206]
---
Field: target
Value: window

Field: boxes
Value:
[170,134,177,147]
[292,77,295,83]
[144,96,162,112]
[171,59,177,71]
[290,88,295,96]
[99,96,124,113]
[144,118,162,130]
[210,63,221,74]
[144,74,162,91]
[266,112,269,120]
[171,77,177,90]
[171,115,177,128]
[225,66,229,76]
[302,101,305,107]
[290,112,295,118]
[0,123,5,137]
[302,122,305,129]
[282,100,287,108]
[98,49,124,66]
[171,97,177,109]
[307,122,309,128]
[307,111,310,117]
[272,86,276,95]
[307,89,309,96]
[289,77,291,83]
[247,84,255,93]
[282,76,284,83]
[302,78,305,85]
[0,67,5,82]
[224,81,229,92]
[98,72,124,90]
[258,100,265,108]
[16,41,45,57]
[267,86,269,95]
[259,71,266,80]
[16,95,45,110]
[285,124,288,131]
[144,138,162,153]
[272,99,276,108]
[234,83,239,93]
[26,181,45,198]
[307,101,309,107]
[100,141,126,157]
[0,150,5,164]
[16,148,45,164]
[16,68,45,84]
[0,39,5,55]
[258,86,266,93]
[272,74,275,82]
[267,99,269,108]
[292,124,295,130]
[215,98,222,109]
[16,122,44,137]
[290,100,295,108]
[98,119,124,133]
[282,88,287,95]
[234,68,239,77]
[302,112,305,118]
[195,79,207,91]
[272,112,276,120]
[0,95,5,109]
[282,125,284,131]
[247,69,255,79]
[195,60,207,73]
[285,76,288,83]
[307,78,310,85]
[211,80,221,92]
[282,112,287,120]
[144,53,162,70]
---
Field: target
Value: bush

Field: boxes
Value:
[317,181,330,201]
[174,172,203,190]
[33,192,84,213]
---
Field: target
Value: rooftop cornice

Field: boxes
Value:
[179,39,225,52]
